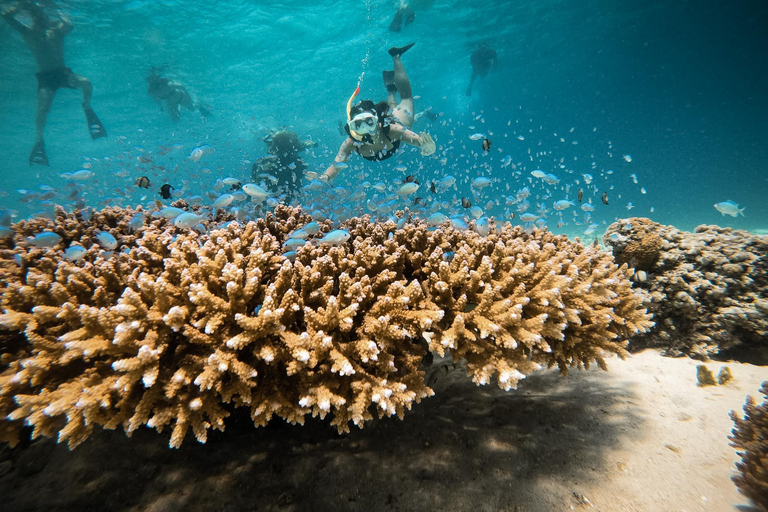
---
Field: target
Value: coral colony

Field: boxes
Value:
[1,205,652,448]
[603,218,768,358]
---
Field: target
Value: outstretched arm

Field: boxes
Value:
[321,138,355,181]
[389,124,436,156]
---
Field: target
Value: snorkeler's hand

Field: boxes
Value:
[420,132,436,156]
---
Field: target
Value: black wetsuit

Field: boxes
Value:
[36,67,76,90]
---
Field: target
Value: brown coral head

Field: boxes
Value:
[603,217,662,271]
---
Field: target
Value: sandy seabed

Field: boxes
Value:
[0,349,765,512]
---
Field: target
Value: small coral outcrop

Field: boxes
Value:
[730,383,768,512]
[604,218,768,358]
[0,206,652,449]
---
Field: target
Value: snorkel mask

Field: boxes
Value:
[348,111,377,136]
[345,86,378,140]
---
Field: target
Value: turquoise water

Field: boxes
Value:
[1,0,766,234]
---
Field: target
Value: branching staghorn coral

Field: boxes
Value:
[730,382,768,512]
[0,206,651,449]
[604,218,768,358]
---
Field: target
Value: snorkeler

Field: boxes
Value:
[2,0,107,166]
[147,66,211,122]
[321,43,436,182]
[466,43,497,96]
[252,129,316,205]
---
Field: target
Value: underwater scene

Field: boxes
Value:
[0,1,767,511]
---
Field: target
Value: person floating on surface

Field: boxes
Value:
[147,66,211,123]
[320,43,436,182]
[252,129,316,205]
[466,42,497,96]
[2,0,107,166]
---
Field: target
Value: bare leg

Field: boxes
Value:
[35,88,55,143]
[71,74,106,138]
[391,54,414,128]
[69,74,92,107]
[30,87,55,164]
[392,55,412,100]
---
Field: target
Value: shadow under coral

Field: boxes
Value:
[0,365,644,512]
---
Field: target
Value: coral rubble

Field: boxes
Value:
[0,206,651,448]
[604,219,768,358]
[730,382,768,512]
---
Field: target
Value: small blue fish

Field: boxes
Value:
[151,207,185,219]
[427,213,448,226]
[317,229,351,246]
[283,238,307,249]
[449,217,469,230]
[26,232,62,248]
[95,231,117,250]
[471,177,492,189]
[173,212,208,229]
[475,217,490,236]
[303,221,320,235]
[211,194,234,208]
[129,212,145,232]
[713,200,745,218]
[63,245,87,262]
[80,207,93,222]
[289,228,310,240]
[553,200,574,211]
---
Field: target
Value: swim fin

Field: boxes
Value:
[29,140,49,166]
[404,6,415,26]
[383,70,397,93]
[83,104,107,139]
[388,42,415,58]
[389,6,404,32]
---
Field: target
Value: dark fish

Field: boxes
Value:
[577,188,583,202]
[159,184,174,200]
[413,197,423,205]
[405,175,420,184]
[429,181,436,194]
[482,138,491,152]
[461,197,472,208]
[601,192,609,205]
[135,176,151,189]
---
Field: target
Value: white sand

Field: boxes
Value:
[1,348,765,512]
[543,349,766,512]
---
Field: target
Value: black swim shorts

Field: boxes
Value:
[35,67,76,91]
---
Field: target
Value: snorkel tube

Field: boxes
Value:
[346,86,365,141]
[346,85,360,121]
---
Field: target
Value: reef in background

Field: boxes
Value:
[0,206,651,449]
[604,218,768,360]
